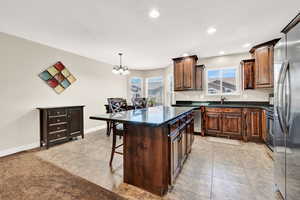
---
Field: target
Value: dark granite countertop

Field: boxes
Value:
[90,106,194,126]
[173,101,273,111]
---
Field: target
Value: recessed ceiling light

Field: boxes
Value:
[149,9,160,18]
[219,51,225,55]
[182,53,189,57]
[243,43,251,48]
[207,27,216,35]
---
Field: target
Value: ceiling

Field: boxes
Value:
[0,0,299,70]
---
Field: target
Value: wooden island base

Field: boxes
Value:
[124,112,194,196]
[124,124,169,196]
[90,106,194,196]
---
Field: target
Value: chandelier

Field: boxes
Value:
[112,53,130,75]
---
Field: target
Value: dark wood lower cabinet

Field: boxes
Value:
[205,112,222,135]
[243,109,262,142]
[221,112,242,139]
[37,106,84,148]
[169,112,194,185]
[170,130,182,185]
[203,107,265,142]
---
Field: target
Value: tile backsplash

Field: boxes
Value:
[175,88,272,102]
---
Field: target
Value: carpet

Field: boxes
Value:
[0,152,126,200]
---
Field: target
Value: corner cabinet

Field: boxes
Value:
[173,55,202,91]
[37,106,84,148]
[249,38,280,88]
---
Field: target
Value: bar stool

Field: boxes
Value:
[107,98,127,167]
[132,97,148,109]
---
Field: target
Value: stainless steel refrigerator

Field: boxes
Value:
[274,13,300,200]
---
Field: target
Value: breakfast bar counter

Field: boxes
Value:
[90,106,195,196]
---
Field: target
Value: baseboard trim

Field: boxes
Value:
[0,125,107,158]
[84,125,107,134]
[0,142,40,158]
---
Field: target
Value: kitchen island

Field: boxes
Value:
[90,106,195,196]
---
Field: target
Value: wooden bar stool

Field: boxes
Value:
[132,97,148,109]
[107,98,127,167]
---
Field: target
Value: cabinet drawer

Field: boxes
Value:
[48,116,67,124]
[187,112,194,120]
[169,119,179,133]
[48,130,68,141]
[48,109,67,117]
[222,108,242,113]
[179,115,187,125]
[48,123,68,133]
[205,108,223,113]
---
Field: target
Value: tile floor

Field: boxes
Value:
[36,129,280,200]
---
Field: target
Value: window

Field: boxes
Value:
[206,67,239,95]
[146,76,163,105]
[129,77,143,100]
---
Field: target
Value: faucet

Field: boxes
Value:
[220,96,227,104]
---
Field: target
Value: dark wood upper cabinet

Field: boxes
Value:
[182,57,195,89]
[174,59,184,91]
[241,59,255,89]
[173,55,200,91]
[254,46,274,88]
[249,38,280,88]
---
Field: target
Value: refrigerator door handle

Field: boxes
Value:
[277,61,289,134]
[283,61,291,131]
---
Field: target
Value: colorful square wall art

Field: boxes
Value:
[39,61,77,94]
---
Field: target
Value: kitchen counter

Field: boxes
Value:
[90,106,194,126]
[173,101,273,111]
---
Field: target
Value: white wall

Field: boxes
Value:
[0,33,127,155]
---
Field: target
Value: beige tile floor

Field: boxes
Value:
[36,129,281,200]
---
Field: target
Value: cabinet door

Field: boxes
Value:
[68,107,83,137]
[255,46,273,88]
[243,61,255,89]
[170,132,182,184]
[183,57,195,89]
[221,113,242,138]
[186,122,191,153]
[181,128,187,161]
[205,112,222,135]
[174,60,184,91]
[261,110,267,142]
[190,119,194,145]
[244,109,262,141]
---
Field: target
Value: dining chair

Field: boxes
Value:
[132,97,148,109]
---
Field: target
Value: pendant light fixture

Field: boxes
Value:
[112,53,130,75]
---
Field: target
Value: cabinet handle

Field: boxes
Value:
[57,127,60,130]
[57,119,60,122]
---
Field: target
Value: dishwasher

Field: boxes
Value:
[193,108,202,133]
